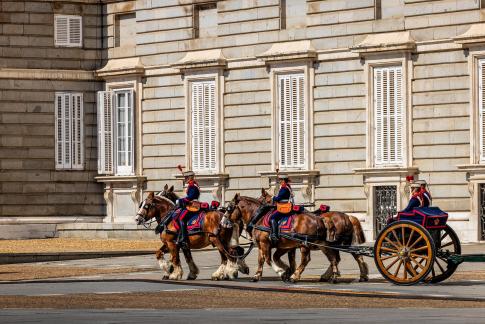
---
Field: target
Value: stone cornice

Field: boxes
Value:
[171,49,227,72]
[95,175,147,184]
[96,57,145,78]
[351,31,416,55]
[256,40,317,63]
[453,23,485,47]
[0,68,95,80]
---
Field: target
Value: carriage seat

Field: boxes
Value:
[397,207,448,229]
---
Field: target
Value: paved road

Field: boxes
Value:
[1,243,484,300]
[1,308,485,324]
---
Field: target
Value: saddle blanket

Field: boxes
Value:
[260,210,296,232]
[397,207,448,229]
[173,211,205,233]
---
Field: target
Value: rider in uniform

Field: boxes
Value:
[417,180,432,207]
[402,182,424,213]
[269,174,293,243]
[175,171,200,247]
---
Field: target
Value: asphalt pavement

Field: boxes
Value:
[1,308,485,324]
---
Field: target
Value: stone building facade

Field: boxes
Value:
[3,0,485,242]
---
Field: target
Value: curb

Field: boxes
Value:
[1,277,485,303]
[0,242,253,265]
[0,251,154,264]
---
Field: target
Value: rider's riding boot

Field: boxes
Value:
[247,205,270,234]
[269,218,279,244]
[176,220,188,248]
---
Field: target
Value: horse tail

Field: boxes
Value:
[350,215,366,244]
[315,215,327,240]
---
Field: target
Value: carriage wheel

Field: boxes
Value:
[426,225,461,283]
[374,221,435,285]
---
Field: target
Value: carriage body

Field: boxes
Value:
[373,207,461,286]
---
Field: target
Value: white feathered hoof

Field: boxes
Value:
[289,274,299,283]
[224,261,239,280]
[211,264,226,281]
[251,274,261,282]
[168,267,183,280]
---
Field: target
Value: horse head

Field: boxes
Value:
[224,193,242,223]
[135,191,174,225]
[158,184,178,203]
[258,188,273,205]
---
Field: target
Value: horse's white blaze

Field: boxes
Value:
[271,262,286,277]
[230,223,240,246]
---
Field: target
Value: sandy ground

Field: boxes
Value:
[0,238,161,253]
[0,289,484,309]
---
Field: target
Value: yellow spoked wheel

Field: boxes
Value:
[374,221,435,285]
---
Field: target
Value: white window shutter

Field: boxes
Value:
[279,74,305,169]
[68,16,82,47]
[71,94,84,169]
[55,93,66,169]
[97,91,113,174]
[374,66,403,166]
[479,59,485,162]
[55,16,69,46]
[191,80,216,172]
[55,15,82,47]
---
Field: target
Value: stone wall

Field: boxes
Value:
[0,1,105,224]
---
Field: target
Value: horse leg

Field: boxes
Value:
[251,245,266,282]
[181,247,199,280]
[156,243,173,279]
[289,246,311,283]
[352,253,369,282]
[319,248,341,283]
[287,248,297,275]
[210,236,238,280]
[212,250,228,281]
[168,243,184,280]
[273,248,291,281]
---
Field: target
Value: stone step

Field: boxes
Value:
[57,223,155,239]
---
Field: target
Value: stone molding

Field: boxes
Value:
[256,40,317,63]
[174,173,229,202]
[351,31,416,55]
[171,49,227,72]
[96,57,145,78]
[453,23,485,47]
[0,68,95,80]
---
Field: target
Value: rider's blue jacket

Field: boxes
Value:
[402,193,423,213]
[185,180,200,201]
[272,184,292,203]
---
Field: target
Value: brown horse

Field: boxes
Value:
[135,190,241,281]
[225,193,335,283]
[259,189,369,282]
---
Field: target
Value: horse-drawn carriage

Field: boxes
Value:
[136,186,485,286]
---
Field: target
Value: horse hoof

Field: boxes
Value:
[359,277,369,282]
[187,274,197,280]
[319,277,329,282]
[251,276,260,282]
[242,267,250,275]
[162,275,169,280]
[331,277,338,284]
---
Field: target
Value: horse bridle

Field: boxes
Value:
[137,197,175,227]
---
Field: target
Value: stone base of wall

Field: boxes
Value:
[57,223,156,240]
[0,224,58,240]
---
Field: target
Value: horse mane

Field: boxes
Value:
[240,196,262,205]
[153,195,175,206]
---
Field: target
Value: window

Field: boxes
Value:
[373,66,404,166]
[115,13,136,48]
[55,93,84,170]
[278,73,306,169]
[479,59,485,162]
[190,80,216,172]
[97,89,134,175]
[54,15,82,47]
[280,0,306,30]
[375,0,404,20]
[193,3,217,38]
